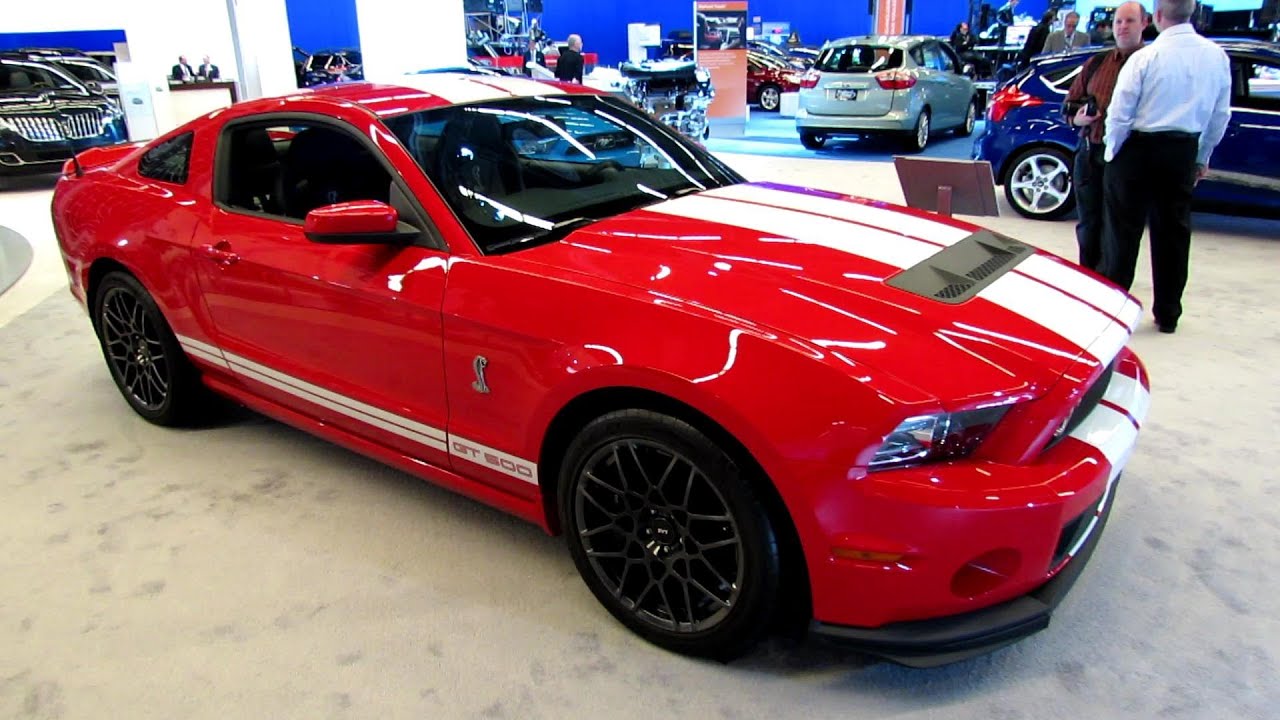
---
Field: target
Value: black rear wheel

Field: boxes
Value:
[93,272,209,426]
[800,131,826,150]
[560,410,780,660]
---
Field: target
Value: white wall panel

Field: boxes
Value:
[355,0,467,81]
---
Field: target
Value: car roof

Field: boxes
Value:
[1029,36,1280,69]
[230,73,595,119]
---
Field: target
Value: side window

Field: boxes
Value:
[924,43,952,72]
[910,46,926,67]
[218,120,391,220]
[938,43,962,73]
[1235,58,1280,112]
[138,132,193,184]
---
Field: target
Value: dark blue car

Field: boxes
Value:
[974,40,1280,220]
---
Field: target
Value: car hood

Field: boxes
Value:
[517,182,1139,403]
[0,91,105,115]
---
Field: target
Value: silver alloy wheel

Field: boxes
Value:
[964,102,976,134]
[916,112,930,149]
[759,86,781,111]
[1008,151,1073,216]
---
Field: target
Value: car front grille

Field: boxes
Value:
[1051,489,1105,570]
[4,111,106,142]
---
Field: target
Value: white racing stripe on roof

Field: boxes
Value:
[706,184,973,245]
[645,195,938,270]
[390,73,567,104]
[978,271,1116,358]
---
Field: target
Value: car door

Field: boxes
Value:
[921,41,963,126]
[191,113,453,468]
[1206,53,1280,205]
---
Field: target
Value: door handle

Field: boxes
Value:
[199,241,240,267]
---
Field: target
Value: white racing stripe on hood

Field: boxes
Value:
[706,184,973,245]
[712,184,1142,329]
[646,195,939,270]
[977,272,1119,361]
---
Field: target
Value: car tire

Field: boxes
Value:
[757,84,782,112]
[904,109,930,152]
[93,272,209,426]
[559,409,781,661]
[1003,146,1077,220]
[800,131,826,150]
[955,99,978,137]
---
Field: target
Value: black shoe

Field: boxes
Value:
[1157,321,1177,334]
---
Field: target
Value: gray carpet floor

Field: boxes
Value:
[2,156,1279,717]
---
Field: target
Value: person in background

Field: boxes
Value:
[1018,10,1056,67]
[1045,11,1091,52]
[171,55,195,83]
[950,21,991,76]
[1101,0,1232,334]
[555,34,585,84]
[995,0,1021,45]
[523,35,546,77]
[197,55,220,81]
[1143,12,1160,40]
[1062,1,1147,272]
[1090,18,1115,45]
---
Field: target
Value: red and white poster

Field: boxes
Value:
[694,1,748,137]
[875,0,907,35]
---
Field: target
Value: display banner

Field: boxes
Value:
[694,1,748,137]
[875,0,907,35]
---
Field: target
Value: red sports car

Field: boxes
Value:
[748,50,804,111]
[52,73,1149,667]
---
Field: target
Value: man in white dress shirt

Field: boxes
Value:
[1101,0,1231,333]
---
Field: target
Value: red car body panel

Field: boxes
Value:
[747,58,802,103]
[52,75,1150,641]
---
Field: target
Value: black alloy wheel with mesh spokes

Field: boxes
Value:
[93,272,205,426]
[560,410,780,660]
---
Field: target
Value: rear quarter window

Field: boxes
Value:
[138,132,194,185]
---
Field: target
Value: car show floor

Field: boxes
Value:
[706,114,981,161]
[1,155,1278,719]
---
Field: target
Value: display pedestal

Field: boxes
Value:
[779,92,799,118]
[709,120,746,138]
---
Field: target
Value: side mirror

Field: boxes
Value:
[84,80,103,93]
[303,200,416,244]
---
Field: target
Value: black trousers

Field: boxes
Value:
[1101,131,1199,326]
[1073,139,1106,272]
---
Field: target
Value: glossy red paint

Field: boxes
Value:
[303,200,399,237]
[51,74,1150,640]
[747,52,803,107]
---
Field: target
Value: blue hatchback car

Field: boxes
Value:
[974,40,1280,220]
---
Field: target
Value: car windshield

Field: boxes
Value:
[0,60,85,95]
[816,44,903,73]
[384,94,743,254]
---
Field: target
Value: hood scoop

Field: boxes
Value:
[886,230,1036,304]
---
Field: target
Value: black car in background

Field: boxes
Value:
[13,48,118,97]
[293,47,364,87]
[0,56,127,177]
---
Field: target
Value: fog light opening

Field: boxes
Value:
[951,548,1021,598]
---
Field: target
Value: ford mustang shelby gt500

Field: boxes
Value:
[52,73,1149,667]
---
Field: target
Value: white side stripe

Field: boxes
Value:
[647,195,939,271]
[173,335,539,482]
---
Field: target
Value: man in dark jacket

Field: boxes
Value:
[555,34,585,83]
[1018,10,1057,67]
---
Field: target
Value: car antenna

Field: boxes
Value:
[54,117,84,177]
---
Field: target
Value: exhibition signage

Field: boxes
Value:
[875,0,908,35]
[693,0,748,137]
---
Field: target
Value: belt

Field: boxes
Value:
[1131,130,1200,140]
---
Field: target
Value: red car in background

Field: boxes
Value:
[748,50,804,111]
[52,73,1149,667]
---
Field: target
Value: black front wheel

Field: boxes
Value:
[560,410,781,660]
[93,272,209,426]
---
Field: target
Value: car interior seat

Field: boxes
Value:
[434,111,524,211]
[227,126,283,214]
[278,125,390,219]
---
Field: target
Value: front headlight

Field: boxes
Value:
[869,405,1010,471]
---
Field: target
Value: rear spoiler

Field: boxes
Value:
[61,141,147,178]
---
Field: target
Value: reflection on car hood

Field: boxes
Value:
[520,182,1140,402]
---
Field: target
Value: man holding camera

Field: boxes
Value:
[1063,1,1147,271]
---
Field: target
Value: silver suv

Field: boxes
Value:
[796,36,978,152]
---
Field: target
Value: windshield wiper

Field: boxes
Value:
[486,216,600,254]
